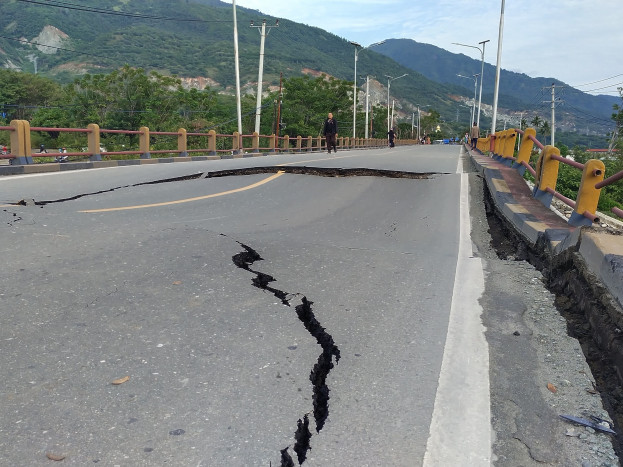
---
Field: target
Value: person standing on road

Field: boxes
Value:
[323,112,338,154]
[470,122,479,150]
[39,144,47,153]
[388,128,396,148]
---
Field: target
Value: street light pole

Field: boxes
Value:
[351,40,385,139]
[385,73,408,136]
[491,0,506,141]
[351,42,361,140]
[457,74,479,125]
[251,19,278,135]
[452,40,490,128]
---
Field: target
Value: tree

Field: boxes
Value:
[540,120,551,144]
[530,115,542,128]
[280,75,353,138]
[420,109,441,137]
[0,69,63,122]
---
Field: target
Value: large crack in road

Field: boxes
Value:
[230,238,340,465]
[8,166,439,206]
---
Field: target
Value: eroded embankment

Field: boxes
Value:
[484,187,623,458]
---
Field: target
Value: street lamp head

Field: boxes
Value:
[350,41,362,48]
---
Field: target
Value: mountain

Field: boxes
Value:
[0,0,616,141]
[2,0,479,137]
[372,39,618,135]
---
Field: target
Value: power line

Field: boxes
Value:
[16,0,233,22]
[571,73,623,88]
[577,81,623,94]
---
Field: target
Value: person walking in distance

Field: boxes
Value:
[470,121,479,150]
[323,112,338,154]
[388,127,396,148]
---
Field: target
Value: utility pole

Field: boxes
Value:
[417,106,421,141]
[251,19,278,135]
[551,83,556,147]
[232,0,243,141]
[543,83,562,146]
[276,73,283,139]
[364,76,370,139]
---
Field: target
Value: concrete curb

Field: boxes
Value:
[468,149,623,310]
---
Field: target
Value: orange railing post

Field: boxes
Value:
[533,145,560,207]
[514,128,536,175]
[139,126,150,158]
[569,159,606,226]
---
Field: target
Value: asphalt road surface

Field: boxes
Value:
[0,145,491,466]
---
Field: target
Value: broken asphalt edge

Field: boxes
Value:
[468,148,623,312]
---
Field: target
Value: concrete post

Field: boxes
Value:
[570,159,606,227]
[88,123,101,161]
[177,128,188,157]
[139,126,150,159]
[208,130,217,156]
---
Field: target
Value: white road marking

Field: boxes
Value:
[423,171,492,466]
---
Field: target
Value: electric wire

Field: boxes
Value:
[572,73,623,89]
[16,0,233,23]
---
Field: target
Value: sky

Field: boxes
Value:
[225,0,623,96]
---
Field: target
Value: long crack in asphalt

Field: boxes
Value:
[230,238,340,465]
[13,166,439,206]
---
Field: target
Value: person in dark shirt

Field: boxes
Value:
[323,112,338,154]
[388,128,396,148]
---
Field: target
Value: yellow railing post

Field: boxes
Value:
[283,135,290,152]
[501,129,517,164]
[296,135,302,153]
[177,128,188,157]
[533,145,560,207]
[252,132,260,153]
[9,120,32,165]
[269,134,276,153]
[317,136,323,152]
[208,130,217,156]
[87,123,101,161]
[232,131,240,155]
[306,136,312,152]
[139,126,150,158]
[514,128,536,175]
[494,131,503,156]
[569,159,606,226]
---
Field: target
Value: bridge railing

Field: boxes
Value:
[0,120,399,165]
[475,128,623,226]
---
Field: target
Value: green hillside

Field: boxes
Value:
[373,39,618,136]
[2,1,463,133]
[0,0,617,144]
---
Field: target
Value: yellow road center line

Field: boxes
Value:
[79,171,285,213]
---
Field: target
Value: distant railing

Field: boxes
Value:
[475,128,623,225]
[0,120,411,166]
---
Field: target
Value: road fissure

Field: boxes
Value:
[230,239,340,465]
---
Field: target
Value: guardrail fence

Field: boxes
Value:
[0,120,419,166]
[476,128,623,226]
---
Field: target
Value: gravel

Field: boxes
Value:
[466,166,620,466]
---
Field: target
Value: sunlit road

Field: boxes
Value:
[0,146,490,466]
